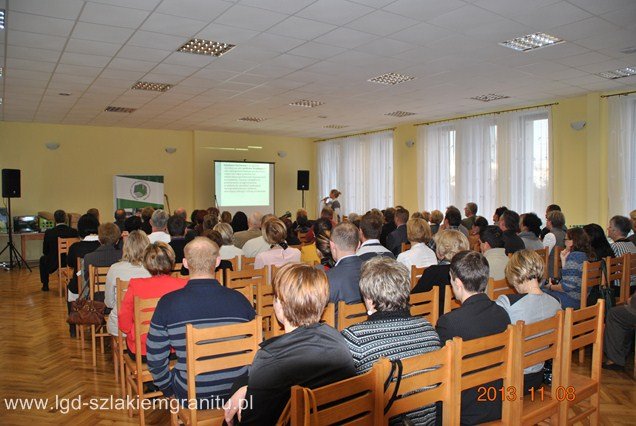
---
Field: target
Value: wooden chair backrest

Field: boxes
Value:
[384,342,455,424]
[486,277,516,301]
[132,296,161,378]
[606,254,625,301]
[268,264,282,285]
[185,318,262,425]
[115,279,129,375]
[552,246,563,278]
[224,268,266,290]
[562,300,604,371]
[235,285,254,308]
[452,326,516,424]
[621,253,635,304]
[256,282,275,318]
[580,260,603,309]
[337,301,367,331]
[241,256,256,270]
[409,287,440,326]
[228,256,239,272]
[89,264,110,299]
[401,242,411,253]
[443,286,461,314]
[290,358,387,426]
[534,248,548,280]
[171,263,182,278]
[410,266,426,290]
[57,237,80,267]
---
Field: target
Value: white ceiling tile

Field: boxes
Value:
[10,0,84,20]
[600,8,636,30]
[389,22,453,45]
[7,69,51,82]
[574,29,636,51]
[79,2,150,28]
[157,0,233,21]
[100,68,145,81]
[346,10,419,37]
[60,52,112,68]
[576,59,634,74]
[56,63,103,78]
[117,45,171,62]
[220,45,281,63]
[72,22,135,44]
[314,27,379,48]
[243,33,305,53]
[427,5,503,31]
[266,53,319,69]
[287,41,347,59]
[152,63,200,77]
[190,67,238,81]
[566,0,635,15]
[7,12,75,37]
[555,51,614,68]
[348,0,397,7]
[383,0,466,21]
[109,58,157,72]
[6,58,57,73]
[162,52,216,68]
[140,13,208,37]
[214,4,288,31]
[127,31,186,51]
[87,0,162,11]
[66,38,121,56]
[7,30,67,51]
[248,63,296,78]
[50,72,96,85]
[268,16,338,40]
[6,45,61,63]
[463,18,534,43]
[195,23,260,45]
[510,1,593,30]
[297,0,374,25]
[238,0,316,14]
[473,0,561,17]
[555,17,621,42]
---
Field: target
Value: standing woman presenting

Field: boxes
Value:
[322,189,342,222]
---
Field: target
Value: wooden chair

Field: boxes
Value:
[579,260,603,363]
[241,255,256,270]
[409,287,440,326]
[337,301,367,331]
[452,325,516,425]
[384,341,456,425]
[552,246,563,278]
[171,318,263,426]
[401,242,411,253]
[228,256,239,272]
[289,357,387,425]
[114,278,130,395]
[606,254,626,304]
[443,286,461,314]
[486,277,516,301]
[235,285,254,308]
[621,253,636,304]
[510,311,564,425]
[410,265,426,290]
[559,300,604,426]
[57,237,80,297]
[171,263,183,278]
[267,264,282,285]
[256,282,276,338]
[88,265,110,367]
[534,248,548,280]
[223,267,266,290]
[124,296,162,426]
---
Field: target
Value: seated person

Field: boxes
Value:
[498,210,525,255]
[147,238,255,405]
[283,218,301,246]
[412,230,469,311]
[380,208,396,247]
[167,215,187,263]
[603,293,636,371]
[397,218,437,270]
[386,207,409,257]
[233,212,263,249]
[356,211,395,261]
[300,218,331,265]
[479,225,509,280]
[39,209,79,291]
[214,222,243,261]
[544,228,592,309]
[242,214,277,258]
[608,215,636,258]
[468,216,488,252]
[519,213,544,251]
[342,257,441,424]
[119,242,187,361]
[148,209,171,244]
[436,251,511,425]
[326,223,362,305]
[315,229,335,270]
[429,209,443,235]
[82,222,123,301]
[253,219,301,269]
[496,250,561,394]
[543,210,566,278]
[230,211,249,233]
[104,231,151,337]
[224,263,356,425]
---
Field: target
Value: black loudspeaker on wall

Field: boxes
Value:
[297,170,309,191]
[2,169,21,198]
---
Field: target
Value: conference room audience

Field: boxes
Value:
[233,212,262,249]
[380,207,396,247]
[443,206,469,237]
[140,206,154,235]
[224,263,355,425]
[422,210,431,223]
[220,211,232,224]
[192,210,207,235]
[148,210,170,243]
[386,207,409,257]
[39,209,79,292]
[540,204,563,239]
[242,214,276,258]
[342,257,441,425]
[469,216,489,252]
[608,215,636,257]
[519,213,544,251]
[114,209,127,233]
[253,219,301,269]
[214,222,243,261]
[412,230,470,311]
[492,206,508,225]
[583,224,615,261]
[544,228,592,309]
[436,251,511,425]
[167,215,187,263]
[292,209,312,235]
[326,223,363,305]
[496,250,561,394]
[429,209,443,235]
[543,210,567,277]
[300,218,331,265]
[87,208,100,222]
[82,222,122,298]
[105,231,151,337]
[461,202,478,230]
[396,218,437,270]
[498,210,525,255]
[357,211,395,261]
[282,218,301,246]
[124,215,142,233]
[66,215,101,315]
[147,238,255,406]
[230,211,249,233]
[315,229,335,270]
[480,225,509,280]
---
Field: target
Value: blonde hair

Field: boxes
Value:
[430,210,444,225]
[122,230,150,265]
[359,257,410,312]
[142,242,175,276]
[434,230,469,261]
[407,218,432,243]
[505,250,545,290]
[273,263,329,327]
[422,211,431,222]
[263,219,287,245]
[213,222,234,245]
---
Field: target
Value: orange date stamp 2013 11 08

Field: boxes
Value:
[477,386,576,402]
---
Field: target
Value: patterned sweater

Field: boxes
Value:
[560,251,587,302]
[341,310,441,425]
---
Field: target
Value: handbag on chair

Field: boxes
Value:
[67,283,106,326]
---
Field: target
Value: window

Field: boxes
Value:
[608,95,636,216]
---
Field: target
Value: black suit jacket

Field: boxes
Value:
[326,256,363,304]
[379,222,396,247]
[386,224,408,257]
[42,224,79,270]
[169,237,187,263]
[502,230,525,255]
[436,293,511,425]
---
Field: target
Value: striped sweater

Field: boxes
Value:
[341,310,441,425]
[146,279,255,405]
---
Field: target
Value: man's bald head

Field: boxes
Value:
[184,237,220,276]
[248,212,263,229]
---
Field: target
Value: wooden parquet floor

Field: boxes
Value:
[0,268,634,425]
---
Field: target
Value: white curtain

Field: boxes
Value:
[317,130,394,215]
[418,107,552,219]
[608,95,636,217]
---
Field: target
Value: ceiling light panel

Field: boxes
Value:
[499,32,564,52]
[132,81,173,92]
[470,94,510,102]
[105,106,137,113]
[289,99,324,108]
[177,38,236,57]
[238,116,267,122]
[596,67,636,79]
[368,72,415,85]
[385,111,416,117]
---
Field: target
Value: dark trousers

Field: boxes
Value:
[39,256,57,285]
[604,305,636,366]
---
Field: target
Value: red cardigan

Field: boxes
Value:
[118,275,187,355]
